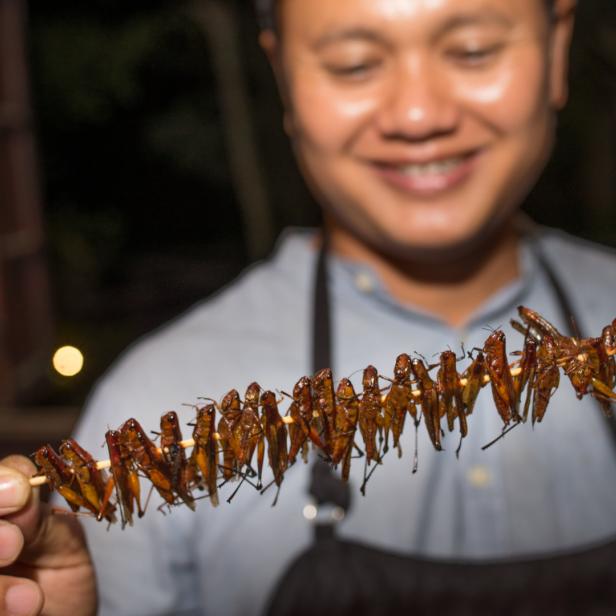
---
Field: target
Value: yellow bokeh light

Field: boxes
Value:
[52,346,84,377]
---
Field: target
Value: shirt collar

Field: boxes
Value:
[328,235,540,331]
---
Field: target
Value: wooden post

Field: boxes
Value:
[191,0,275,261]
[0,0,53,404]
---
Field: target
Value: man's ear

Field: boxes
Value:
[259,29,295,137]
[259,30,278,67]
[259,30,286,98]
[549,0,577,110]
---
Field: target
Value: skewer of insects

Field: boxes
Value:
[30,306,616,527]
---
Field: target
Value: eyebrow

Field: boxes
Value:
[312,27,389,51]
[435,11,514,37]
[311,10,513,51]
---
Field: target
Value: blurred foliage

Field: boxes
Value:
[524,0,616,244]
[34,18,156,125]
[30,1,239,259]
[29,0,248,401]
[47,207,126,279]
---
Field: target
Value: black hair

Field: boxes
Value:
[255,0,276,31]
[254,0,557,31]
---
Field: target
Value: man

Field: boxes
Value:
[3,0,616,614]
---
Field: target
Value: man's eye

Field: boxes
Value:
[447,45,503,67]
[325,61,380,79]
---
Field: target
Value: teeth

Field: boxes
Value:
[398,157,463,176]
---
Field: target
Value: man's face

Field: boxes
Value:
[266,0,574,259]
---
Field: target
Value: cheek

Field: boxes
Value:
[453,49,549,133]
[290,76,379,151]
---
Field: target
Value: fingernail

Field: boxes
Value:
[0,475,24,513]
[5,583,40,616]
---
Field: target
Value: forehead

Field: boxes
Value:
[274,0,548,31]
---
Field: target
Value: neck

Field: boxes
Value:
[326,222,521,329]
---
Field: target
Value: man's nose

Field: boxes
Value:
[376,57,460,142]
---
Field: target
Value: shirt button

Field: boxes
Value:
[466,465,492,489]
[302,504,317,520]
[355,272,374,293]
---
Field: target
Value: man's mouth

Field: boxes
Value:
[372,150,481,196]
[396,155,468,177]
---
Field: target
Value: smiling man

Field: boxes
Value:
[3,1,616,615]
[260,0,573,325]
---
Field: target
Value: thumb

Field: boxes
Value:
[0,456,41,550]
[0,457,34,520]
[0,456,88,569]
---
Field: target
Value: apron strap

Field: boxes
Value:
[311,231,333,374]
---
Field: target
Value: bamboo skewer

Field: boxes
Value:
[28,367,528,488]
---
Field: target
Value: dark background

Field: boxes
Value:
[27,0,321,408]
[1,0,615,454]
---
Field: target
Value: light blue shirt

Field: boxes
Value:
[73,228,616,615]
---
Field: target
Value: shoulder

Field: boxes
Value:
[74,229,317,449]
[537,226,616,328]
[147,228,316,350]
[540,227,616,276]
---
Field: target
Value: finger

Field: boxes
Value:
[0,458,41,545]
[0,521,24,567]
[0,458,35,519]
[0,575,43,616]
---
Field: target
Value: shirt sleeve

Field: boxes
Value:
[69,373,204,616]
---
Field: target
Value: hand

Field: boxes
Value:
[0,455,97,616]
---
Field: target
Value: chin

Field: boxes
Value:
[326,187,514,264]
[376,234,484,263]
[368,215,508,264]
